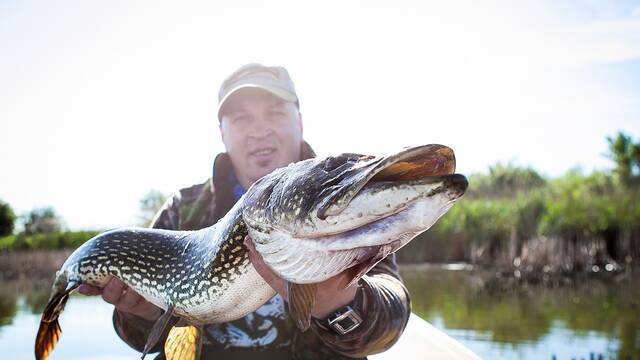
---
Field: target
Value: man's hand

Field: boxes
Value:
[244,236,359,319]
[78,277,162,322]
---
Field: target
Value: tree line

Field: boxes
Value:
[2,132,639,272]
[396,132,640,271]
[0,190,166,251]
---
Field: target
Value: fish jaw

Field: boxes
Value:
[315,144,457,219]
[248,174,467,283]
[241,144,457,235]
[292,174,466,238]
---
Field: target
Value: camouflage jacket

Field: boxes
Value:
[113,142,411,359]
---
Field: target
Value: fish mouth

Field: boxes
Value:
[316,144,463,219]
[310,173,467,242]
[247,144,468,284]
[288,144,467,240]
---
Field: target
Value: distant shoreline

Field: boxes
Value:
[2,250,635,283]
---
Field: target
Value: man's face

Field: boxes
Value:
[220,88,303,189]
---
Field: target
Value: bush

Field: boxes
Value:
[467,163,546,199]
[0,231,99,251]
[0,200,16,237]
[399,156,640,265]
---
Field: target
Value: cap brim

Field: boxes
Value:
[217,84,298,119]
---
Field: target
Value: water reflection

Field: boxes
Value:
[0,277,52,328]
[0,267,638,359]
[0,291,17,327]
[400,265,640,359]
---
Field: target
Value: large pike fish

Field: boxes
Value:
[35,144,468,360]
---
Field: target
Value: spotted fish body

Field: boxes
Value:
[35,144,468,360]
[52,202,274,324]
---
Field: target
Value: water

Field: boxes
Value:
[401,265,639,359]
[1,265,638,359]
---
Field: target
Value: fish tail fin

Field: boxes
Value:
[35,317,61,360]
[35,281,78,360]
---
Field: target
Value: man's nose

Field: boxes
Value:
[248,118,274,139]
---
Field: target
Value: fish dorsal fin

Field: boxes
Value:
[142,305,177,359]
[287,282,317,332]
[164,324,202,360]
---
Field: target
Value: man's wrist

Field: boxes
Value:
[314,285,366,335]
[311,282,358,318]
[116,304,162,323]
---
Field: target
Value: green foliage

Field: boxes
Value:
[399,133,640,265]
[0,230,99,251]
[607,132,640,186]
[0,200,16,237]
[0,203,99,251]
[538,171,618,239]
[467,163,546,198]
[460,200,516,245]
[2,132,639,268]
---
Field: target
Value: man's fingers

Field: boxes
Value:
[130,299,162,322]
[243,235,257,252]
[102,277,126,304]
[78,284,102,296]
[75,277,160,322]
[244,236,286,295]
[117,288,142,311]
[244,236,274,280]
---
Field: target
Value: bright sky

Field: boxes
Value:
[1,0,639,230]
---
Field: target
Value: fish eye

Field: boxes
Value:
[323,156,347,172]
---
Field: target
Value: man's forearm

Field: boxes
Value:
[307,272,411,358]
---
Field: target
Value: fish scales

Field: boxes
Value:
[55,203,269,324]
[36,144,468,360]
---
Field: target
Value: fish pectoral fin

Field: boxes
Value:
[164,324,202,360]
[142,305,177,360]
[337,255,383,290]
[287,282,318,332]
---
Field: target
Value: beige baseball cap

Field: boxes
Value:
[217,63,299,119]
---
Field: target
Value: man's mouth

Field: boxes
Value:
[249,147,277,157]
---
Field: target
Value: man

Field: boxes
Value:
[79,63,411,359]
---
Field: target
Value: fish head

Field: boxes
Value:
[242,144,468,283]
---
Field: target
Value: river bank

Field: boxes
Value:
[0,249,72,280]
[2,248,638,283]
